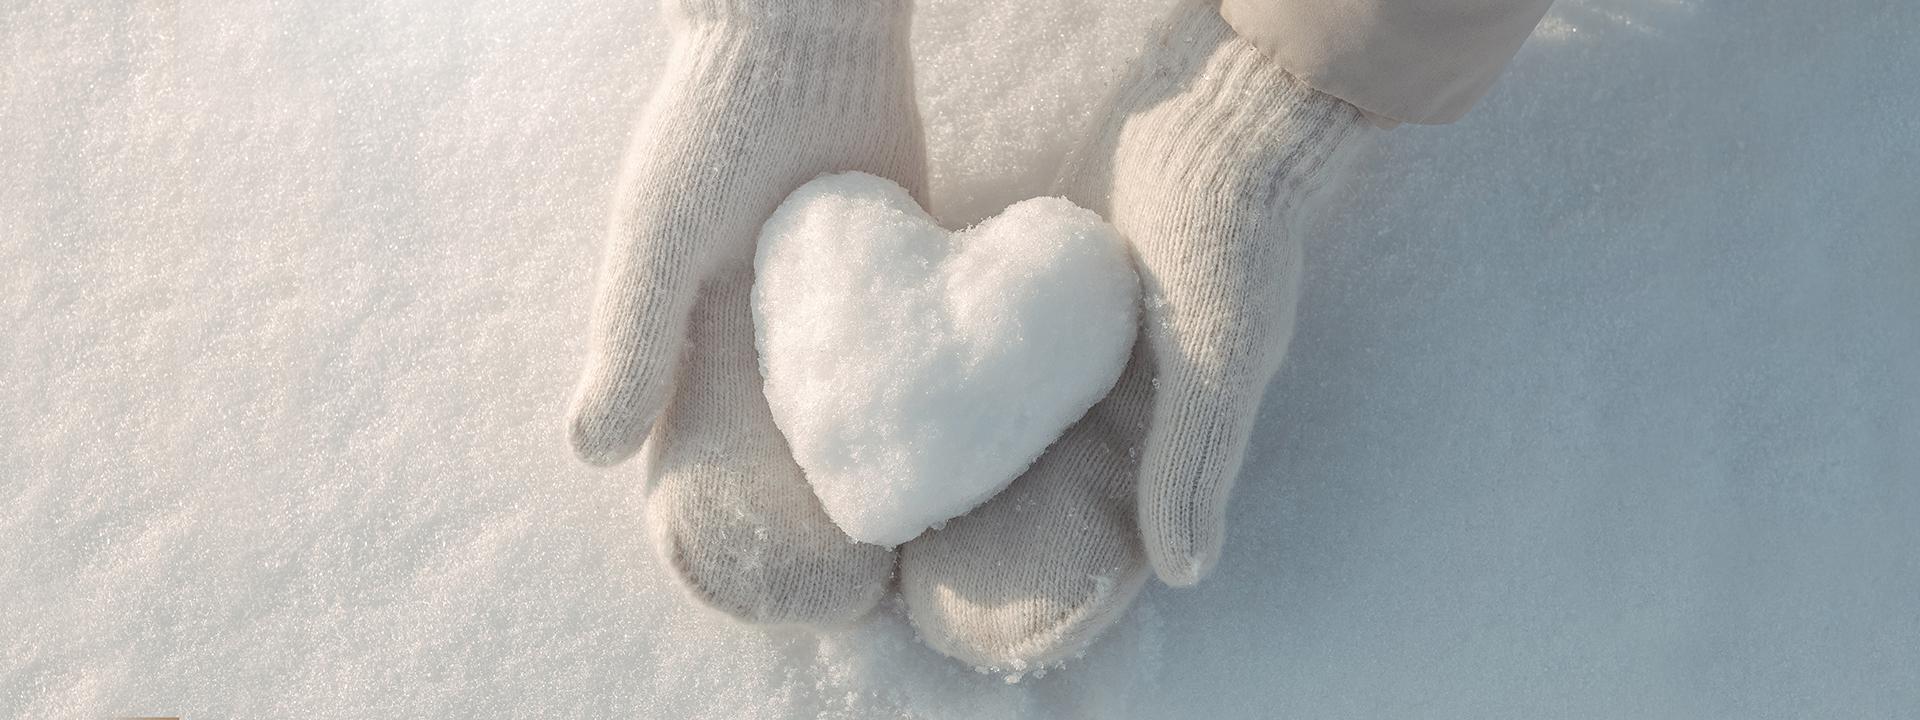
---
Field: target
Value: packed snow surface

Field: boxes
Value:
[753,172,1136,547]
[4,0,1919,717]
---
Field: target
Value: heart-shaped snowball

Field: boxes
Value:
[752,172,1139,547]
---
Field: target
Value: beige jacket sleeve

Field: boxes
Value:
[1221,0,1552,125]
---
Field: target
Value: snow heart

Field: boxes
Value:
[752,172,1139,547]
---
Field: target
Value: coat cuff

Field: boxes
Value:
[1219,0,1552,125]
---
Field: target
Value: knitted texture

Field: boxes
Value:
[566,0,924,624]
[900,0,1375,669]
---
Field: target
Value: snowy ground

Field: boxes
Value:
[4,0,1918,717]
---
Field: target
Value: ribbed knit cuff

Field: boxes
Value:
[667,0,910,39]
[1151,2,1366,146]
[1103,2,1372,219]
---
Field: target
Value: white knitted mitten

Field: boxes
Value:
[567,0,925,624]
[900,0,1377,668]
